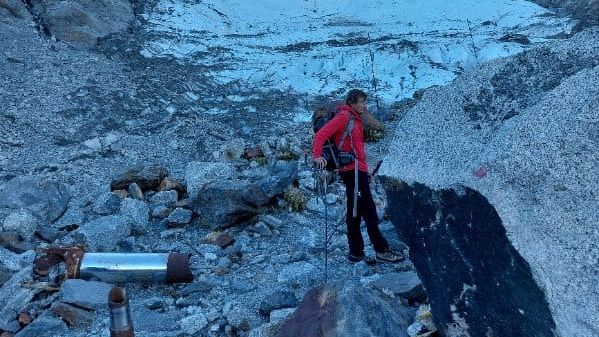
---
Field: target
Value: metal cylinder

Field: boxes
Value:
[108,287,134,337]
[79,253,193,284]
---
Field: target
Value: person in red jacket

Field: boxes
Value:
[313,89,403,263]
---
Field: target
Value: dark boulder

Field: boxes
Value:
[111,165,169,191]
[186,161,297,228]
[275,282,413,337]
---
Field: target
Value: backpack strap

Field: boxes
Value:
[336,116,355,150]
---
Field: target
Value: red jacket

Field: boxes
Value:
[312,105,368,172]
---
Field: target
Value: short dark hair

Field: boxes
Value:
[345,89,367,105]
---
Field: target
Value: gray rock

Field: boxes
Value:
[51,302,93,328]
[306,197,325,213]
[275,282,413,337]
[231,280,256,293]
[271,253,291,265]
[251,222,272,236]
[128,182,144,200]
[0,0,30,19]
[216,257,232,269]
[298,228,317,248]
[298,176,316,191]
[167,207,192,226]
[111,164,169,191]
[144,297,166,310]
[260,214,283,228]
[14,314,69,337]
[120,236,136,252]
[0,175,70,223]
[0,267,37,331]
[83,137,102,150]
[324,193,338,205]
[2,209,39,241]
[187,161,297,228]
[369,272,426,302]
[219,243,241,257]
[76,215,131,251]
[92,192,121,215]
[269,308,295,324]
[180,280,214,296]
[190,178,259,227]
[129,305,183,336]
[226,304,261,331]
[35,225,62,242]
[0,232,33,253]
[149,190,178,207]
[259,290,298,316]
[380,29,599,337]
[277,262,317,285]
[120,198,149,233]
[60,279,113,310]
[28,0,133,48]
[185,162,238,196]
[249,323,278,337]
[407,322,425,337]
[53,206,85,230]
[0,264,12,287]
[151,204,171,219]
[179,313,208,335]
[256,160,298,201]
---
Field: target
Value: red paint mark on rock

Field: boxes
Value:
[474,166,487,178]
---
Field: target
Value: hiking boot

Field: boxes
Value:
[375,250,404,263]
[348,254,376,265]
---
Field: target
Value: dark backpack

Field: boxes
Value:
[312,104,355,171]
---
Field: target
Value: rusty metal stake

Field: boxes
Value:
[108,287,134,337]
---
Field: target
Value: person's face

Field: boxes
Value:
[350,97,367,114]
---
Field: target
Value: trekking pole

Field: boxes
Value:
[371,160,383,177]
[313,166,329,284]
[325,177,330,283]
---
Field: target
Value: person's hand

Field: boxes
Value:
[314,157,327,170]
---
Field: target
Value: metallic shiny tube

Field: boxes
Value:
[79,253,193,284]
[108,287,134,337]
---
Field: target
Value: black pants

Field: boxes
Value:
[339,170,389,256]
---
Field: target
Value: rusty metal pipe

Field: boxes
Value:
[80,253,193,284]
[34,247,193,284]
[109,287,134,337]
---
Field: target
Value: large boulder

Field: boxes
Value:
[275,282,413,337]
[26,0,133,48]
[186,161,297,227]
[380,29,599,337]
[0,175,70,223]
